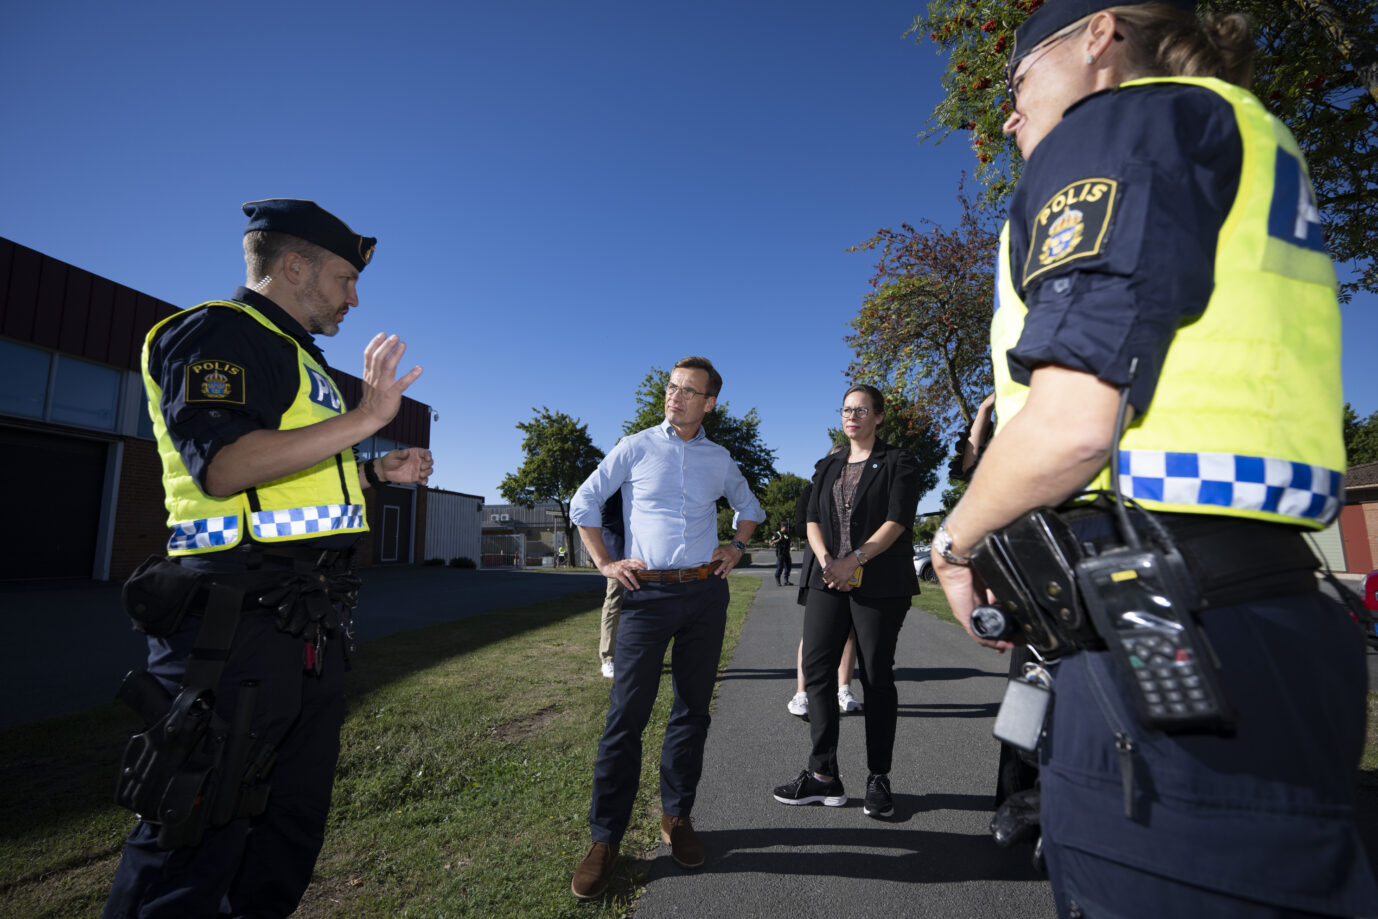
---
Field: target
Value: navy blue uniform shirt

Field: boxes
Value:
[147,287,363,551]
[1004,82,1242,413]
[148,287,329,493]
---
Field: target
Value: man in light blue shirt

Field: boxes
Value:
[568,356,764,899]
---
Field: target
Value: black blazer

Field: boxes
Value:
[806,439,921,599]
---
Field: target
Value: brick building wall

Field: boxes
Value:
[1364,502,1378,572]
[111,438,170,579]
[2,235,435,582]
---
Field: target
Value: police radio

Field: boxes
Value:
[973,359,1235,734]
[1073,360,1234,733]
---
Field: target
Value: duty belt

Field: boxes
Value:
[1061,508,1319,609]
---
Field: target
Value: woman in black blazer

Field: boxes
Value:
[772,384,921,819]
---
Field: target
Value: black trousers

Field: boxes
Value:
[774,554,792,584]
[589,576,728,845]
[104,575,347,919]
[800,587,908,779]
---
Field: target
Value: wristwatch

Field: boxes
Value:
[362,458,387,488]
[853,548,868,564]
[933,523,971,566]
[730,540,746,553]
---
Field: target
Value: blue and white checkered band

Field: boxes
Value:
[1119,450,1343,525]
[250,504,366,538]
[167,516,240,551]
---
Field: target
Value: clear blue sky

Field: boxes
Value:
[3,1,1373,513]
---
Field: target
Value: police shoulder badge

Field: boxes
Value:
[1022,177,1117,288]
[185,360,246,405]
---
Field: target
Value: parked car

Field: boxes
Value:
[913,544,936,583]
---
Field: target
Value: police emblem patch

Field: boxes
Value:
[1023,178,1117,288]
[186,360,246,405]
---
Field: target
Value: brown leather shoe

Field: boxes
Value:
[660,814,705,869]
[571,841,618,900]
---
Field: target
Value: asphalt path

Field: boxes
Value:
[0,566,606,729]
[2,557,1374,911]
[634,566,1059,919]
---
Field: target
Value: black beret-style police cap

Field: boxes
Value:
[1012,0,1197,66]
[241,198,377,272]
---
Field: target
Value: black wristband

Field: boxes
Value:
[362,459,386,489]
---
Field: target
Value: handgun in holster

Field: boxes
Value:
[115,671,276,849]
[973,506,1235,734]
[970,508,1097,657]
[114,671,227,848]
[113,581,277,848]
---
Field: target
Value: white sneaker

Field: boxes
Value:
[786,691,809,718]
[838,685,862,713]
[601,660,615,679]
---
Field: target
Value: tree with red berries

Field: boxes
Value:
[846,177,999,439]
[912,0,1378,299]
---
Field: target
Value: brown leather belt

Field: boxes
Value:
[634,563,718,583]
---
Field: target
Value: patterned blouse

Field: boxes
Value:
[829,460,866,558]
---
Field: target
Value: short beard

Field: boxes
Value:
[301,267,340,337]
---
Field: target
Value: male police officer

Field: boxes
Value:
[104,199,432,918]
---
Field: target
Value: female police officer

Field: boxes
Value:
[932,1,1378,915]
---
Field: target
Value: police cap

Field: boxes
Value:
[241,199,377,272]
[1012,0,1197,67]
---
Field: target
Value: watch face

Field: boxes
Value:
[935,526,957,562]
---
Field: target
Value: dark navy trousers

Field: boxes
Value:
[1039,589,1378,917]
[588,575,729,845]
[103,604,346,919]
[774,554,792,584]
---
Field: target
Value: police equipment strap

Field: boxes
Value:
[182,581,246,696]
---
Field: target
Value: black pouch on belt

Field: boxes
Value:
[258,573,336,636]
[122,556,206,638]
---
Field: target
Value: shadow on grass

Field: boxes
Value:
[0,585,605,867]
[343,586,605,704]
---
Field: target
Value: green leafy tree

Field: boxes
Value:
[911,0,1378,299]
[1343,401,1378,465]
[622,367,779,499]
[759,472,810,537]
[846,179,998,440]
[499,407,604,565]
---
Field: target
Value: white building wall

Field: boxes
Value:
[425,489,485,566]
[1310,517,1346,572]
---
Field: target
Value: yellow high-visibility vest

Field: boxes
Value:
[142,300,368,555]
[992,77,1344,529]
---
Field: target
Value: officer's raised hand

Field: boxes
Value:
[356,332,423,429]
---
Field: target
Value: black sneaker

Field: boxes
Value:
[863,773,894,818]
[773,770,846,806]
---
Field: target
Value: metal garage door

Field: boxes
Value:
[0,426,108,579]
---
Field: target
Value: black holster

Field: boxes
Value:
[114,672,275,849]
[113,580,277,849]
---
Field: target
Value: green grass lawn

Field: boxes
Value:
[1,575,1374,917]
[0,575,757,919]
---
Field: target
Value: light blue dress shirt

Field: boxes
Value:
[571,420,765,570]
